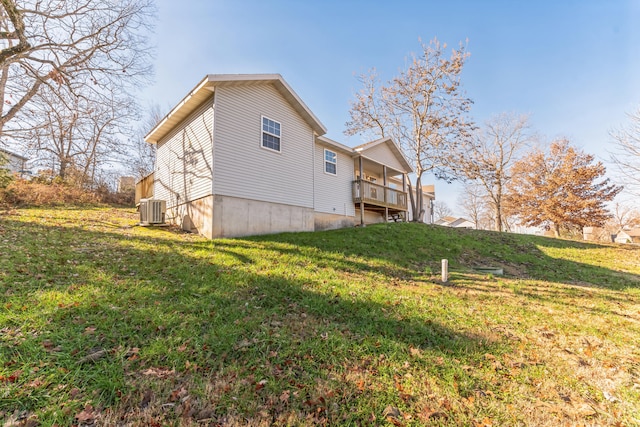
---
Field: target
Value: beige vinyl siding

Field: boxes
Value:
[313,142,355,216]
[361,143,406,173]
[154,99,214,207]
[213,84,314,208]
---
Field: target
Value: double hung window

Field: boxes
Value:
[261,116,281,152]
[324,149,337,175]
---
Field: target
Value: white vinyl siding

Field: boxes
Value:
[213,84,314,208]
[361,143,406,173]
[314,142,355,216]
[154,99,214,207]
[0,152,25,174]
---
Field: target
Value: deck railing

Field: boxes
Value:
[352,179,408,211]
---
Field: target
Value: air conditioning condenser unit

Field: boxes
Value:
[139,199,166,225]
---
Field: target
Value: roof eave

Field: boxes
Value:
[316,135,354,154]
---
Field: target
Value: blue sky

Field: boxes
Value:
[142,0,640,212]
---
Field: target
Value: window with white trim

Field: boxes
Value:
[324,149,337,175]
[261,116,281,152]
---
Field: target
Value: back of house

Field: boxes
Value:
[144,74,432,238]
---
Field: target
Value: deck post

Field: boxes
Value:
[359,156,365,227]
[383,165,388,222]
[402,174,407,221]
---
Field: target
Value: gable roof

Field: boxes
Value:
[435,216,474,228]
[316,135,355,155]
[0,147,27,161]
[145,74,327,144]
[621,228,640,237]
[435,216,457,225]
[353,137,412,173]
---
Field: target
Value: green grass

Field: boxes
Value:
[1,206,639,426]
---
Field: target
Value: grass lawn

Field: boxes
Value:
[1,206,639,426]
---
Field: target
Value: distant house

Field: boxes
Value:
[583,226,614,243]
[143,74,435,238]
[388,177,435,224]
[614,229,640,244]
[117,176,136,193]
[435,216,475,229]
[0,147,28,176]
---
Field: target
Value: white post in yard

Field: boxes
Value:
[441,259,448,283]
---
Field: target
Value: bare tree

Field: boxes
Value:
[21,84,136,186]
[0,0,155,141]
[345,38,474,222]
[458,113,531,231]
[610,108,640,195]
[129,103,164,180]
[457,181,491,230]
[432,200,453,221]
[609,201,640,230]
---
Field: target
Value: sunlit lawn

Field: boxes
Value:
[1,206,639,426]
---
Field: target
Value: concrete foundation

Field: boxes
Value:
[166,195,214,239]
[212,195,314,238]
[166,196,364,239]
[314,212,356,231]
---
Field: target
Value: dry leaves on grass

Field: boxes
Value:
[75,404,98,425]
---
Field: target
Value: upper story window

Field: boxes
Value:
[324,149,337,175]
[261,116,281,152]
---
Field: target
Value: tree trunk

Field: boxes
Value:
[59,158,68,180]
[494,203,502,232]
[494,182,503,232]
[415,179,424,222]
[553,223,560,238]
[410,171,425,223]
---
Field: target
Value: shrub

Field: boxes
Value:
[0,179,101,206]
[0,153,13,189]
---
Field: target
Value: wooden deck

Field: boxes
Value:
[352,179,408,212]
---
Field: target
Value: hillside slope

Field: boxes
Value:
[1,207,639,426]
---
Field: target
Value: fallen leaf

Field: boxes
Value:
[1,371,21,383]
[142,367,175,378]
[75,404,95,424]
[573,403,597,417]
[140,389,153,409]
[279,390,290,403]
[84,326,96,335]
[387,416,405,426]
[474,417,493,427]
[26,379,45,388]
[169,387,188,402]
[418,408,447,421]
[399,393,413,402]
[195,407,214,421]
[383,405,403,422]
